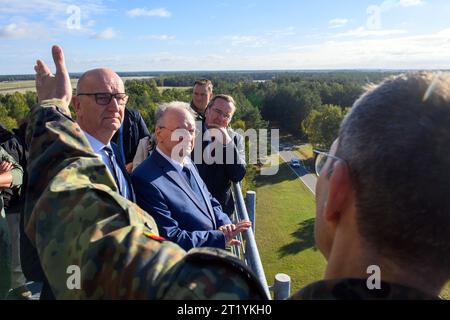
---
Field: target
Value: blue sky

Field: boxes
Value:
[1,0,450,74]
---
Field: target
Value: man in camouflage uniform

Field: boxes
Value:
[26,45,267,299]
[291,73,450,300]
[0,146,23,299]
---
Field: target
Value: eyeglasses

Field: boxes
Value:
[313,150,344,177]
[212,108,232,120]
[77,92,128,106]
[159,126,199,137]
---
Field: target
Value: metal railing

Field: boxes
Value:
[230,182,271,299]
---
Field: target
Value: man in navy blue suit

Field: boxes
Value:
[72,68,134,201]
[132,102,250,251]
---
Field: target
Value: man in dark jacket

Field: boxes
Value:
[193,95,246,216]
[112,107,150,173]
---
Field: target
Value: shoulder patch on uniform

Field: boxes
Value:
[143,232,166,242]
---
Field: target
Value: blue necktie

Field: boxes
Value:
[103,146,126,198]
[182,166,204,202]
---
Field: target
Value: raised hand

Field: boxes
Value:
[34,45,72,107]
[206,125,232,145]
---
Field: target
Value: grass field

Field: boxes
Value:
[254,155,450,299]
[0,77,185,94]
[157,86,190,92]
[255,158,326,296]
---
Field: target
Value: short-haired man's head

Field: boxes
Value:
[194,78,213,92]
[205,94,236,128]
[192,79,213,113]
[207,94,236,111]
[337,72,450,278]
[155,101,196,159]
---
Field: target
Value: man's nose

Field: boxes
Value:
[106,97,121,111]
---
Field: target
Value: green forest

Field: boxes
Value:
[0,71,397,150]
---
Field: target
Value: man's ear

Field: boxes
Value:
[72,96,80,113]
[155,127,163,143]
[324,160,352,223]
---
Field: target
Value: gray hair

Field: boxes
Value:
[155,101,194,127]
[336,72,450,278]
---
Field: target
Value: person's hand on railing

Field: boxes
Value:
[219,220,252,246]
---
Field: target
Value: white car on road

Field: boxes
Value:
[290,159,301,168]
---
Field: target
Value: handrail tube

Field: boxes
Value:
[231,182,271,299]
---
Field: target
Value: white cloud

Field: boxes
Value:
[378,0,425,12]
[278,28,450,69]
[225,35,267,47]
[329,19,349,29]
[126,8,171,18]
[140,34,175,41]
[0,23,28,39]
[0,0,107,18]
[398,0,425,7]
[0,21,48,39]
[266,27,295,37]
[335,27,407,38]
[91,27,116,40]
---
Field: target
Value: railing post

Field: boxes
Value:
[245,191,256,233]
[273,273,291,300]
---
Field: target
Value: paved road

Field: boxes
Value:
[276,143,317,195]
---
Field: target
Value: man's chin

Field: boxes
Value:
[104,119,121,129]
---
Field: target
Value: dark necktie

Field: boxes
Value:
[182,166,204,202]
[103,146,126,198]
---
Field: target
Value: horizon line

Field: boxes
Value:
[1,68,449,77]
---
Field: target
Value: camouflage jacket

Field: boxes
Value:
[289,278,440,300]
[24,99,267,300]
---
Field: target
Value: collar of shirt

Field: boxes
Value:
[83,130,111,154]
[83,130,130,199]
[155,146,189,174]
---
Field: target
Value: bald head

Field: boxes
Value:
[76,68,124,94]
[72,68,126,145]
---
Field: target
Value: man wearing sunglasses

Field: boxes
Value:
[291,73,450,300]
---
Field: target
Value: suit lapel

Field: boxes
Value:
[188,161,217,229]
[111,142,135,201]
[152,151,212,221]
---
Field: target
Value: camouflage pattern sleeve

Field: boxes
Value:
[24,99,267,300]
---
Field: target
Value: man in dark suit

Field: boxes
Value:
[112,107,150,173]
[194,95,246,216]
[132,102,250,251]
[72,68,135,201]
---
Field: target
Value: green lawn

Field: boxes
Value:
[254,159,326,296]
[254,157,450,299]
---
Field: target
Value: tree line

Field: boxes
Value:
[0,71,398,150]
